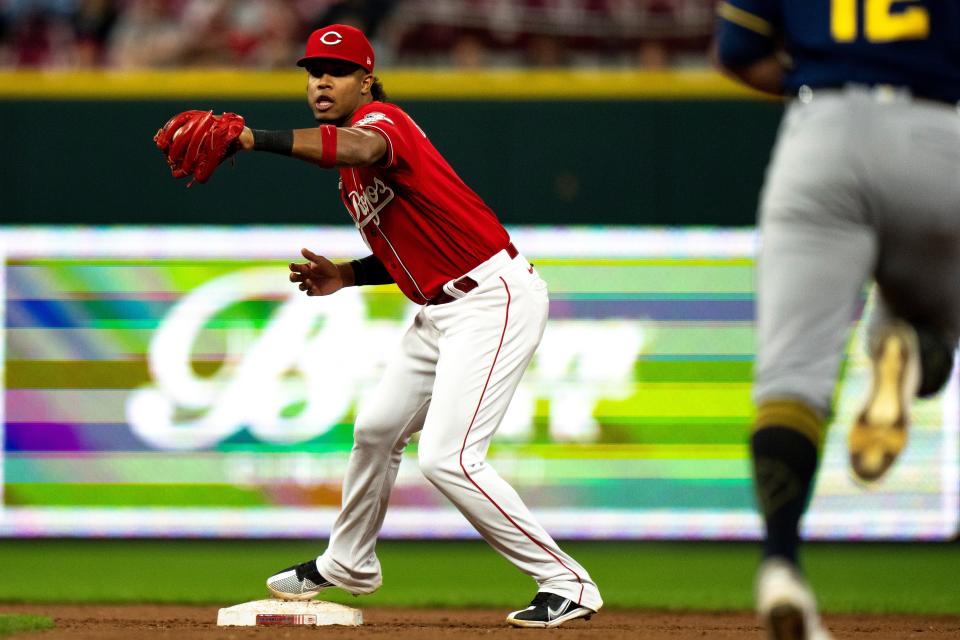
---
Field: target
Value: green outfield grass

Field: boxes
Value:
[0,615,53,636]
[0,540,956,614]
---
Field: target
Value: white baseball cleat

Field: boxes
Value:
[848,321,920,483]
[755,558,833,640]
[505,592,595,628]
[266,560,334,601]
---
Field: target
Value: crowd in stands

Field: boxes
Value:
[0,0,718,69]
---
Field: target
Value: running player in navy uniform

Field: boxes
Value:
[715,2,960,639]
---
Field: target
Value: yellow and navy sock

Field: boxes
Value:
[751,400,825,565]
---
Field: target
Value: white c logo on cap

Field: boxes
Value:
[320,31,343,46]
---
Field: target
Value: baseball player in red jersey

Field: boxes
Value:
[157,25,602,627]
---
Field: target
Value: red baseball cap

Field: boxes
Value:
[297,24,375,73]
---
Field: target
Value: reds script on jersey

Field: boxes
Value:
[340,102,509,303]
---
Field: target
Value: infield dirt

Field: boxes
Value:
[2,604,959,639]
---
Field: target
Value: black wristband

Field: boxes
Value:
[350,255,395,286]
[251,129,294,155]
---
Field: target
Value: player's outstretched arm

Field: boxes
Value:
[237,126,387,168]
[289,248,355,296]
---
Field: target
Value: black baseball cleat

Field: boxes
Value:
[266,560,334,600]
[505,592,595,628]
[914,326,956,398]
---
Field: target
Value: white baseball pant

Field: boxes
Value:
[315,247,603,611]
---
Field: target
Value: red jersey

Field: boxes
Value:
[338,101,510,303]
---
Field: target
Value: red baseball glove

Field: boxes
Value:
[154,110,246,185]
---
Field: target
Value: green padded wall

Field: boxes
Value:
[0,99,782,226]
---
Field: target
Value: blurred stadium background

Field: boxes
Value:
[0,0,717,69]
[0,0,957,634]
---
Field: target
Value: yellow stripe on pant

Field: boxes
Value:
[754,399,826,448]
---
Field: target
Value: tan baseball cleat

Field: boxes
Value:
[848,321,920,483]
[755,558,834,640]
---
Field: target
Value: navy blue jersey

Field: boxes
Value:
[716,0,960,103]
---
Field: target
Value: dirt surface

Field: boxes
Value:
[2,604,958,639]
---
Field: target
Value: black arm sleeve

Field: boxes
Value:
[251,129,294,155]
[350,254,395,286]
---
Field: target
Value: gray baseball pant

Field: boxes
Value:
[754,86,960,415]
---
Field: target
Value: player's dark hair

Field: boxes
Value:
[371,77,388,102]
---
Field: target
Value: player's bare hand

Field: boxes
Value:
[237,127,255,151]
[289,248,347,296]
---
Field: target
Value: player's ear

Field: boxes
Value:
[360,72,374,96]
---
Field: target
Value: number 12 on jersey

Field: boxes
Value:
[832,0,929,43]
